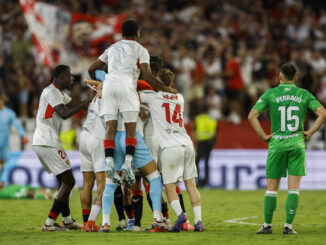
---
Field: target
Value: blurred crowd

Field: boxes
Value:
[1,0,326,126]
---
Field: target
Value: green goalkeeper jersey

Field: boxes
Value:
[253,82,321,152]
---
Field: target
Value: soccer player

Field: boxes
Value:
[80,70,106,232]
[248,63,326,235]
[88,19,176,185]
[139,68,203,232]
[33,65,95,231]
[0,91,28,181]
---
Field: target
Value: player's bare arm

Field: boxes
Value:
[248,108,274,142]
[88,59,106,80]
[54,91,95,120]
[301,105,326,140]
[139,63,177,94]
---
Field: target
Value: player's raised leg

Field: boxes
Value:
[104,120,120,182]
[101,176,117,232]
[121,119,138,185]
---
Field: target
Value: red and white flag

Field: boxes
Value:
[19,0,125,68]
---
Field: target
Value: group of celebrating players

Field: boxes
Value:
[32,18,326,236]
[33,19,203,233]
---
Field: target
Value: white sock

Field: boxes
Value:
[284,223,292,229]
[102,214,110,226]
[153,210,162,221]
[45,217,55,226]
[264,222,271,228]
[193,206,201,224]
[170,200,183,216]
[106,157,114,167]
[89,205,101,221]
[62,215,72,224]
[124,155,133,167]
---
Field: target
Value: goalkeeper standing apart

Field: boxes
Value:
[248,63,326,235]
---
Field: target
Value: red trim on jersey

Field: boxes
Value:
[137,80,155,92]
[52,83,64,95]
[132,190,143,196]
[126,138,137,147]
[124,38,136,41]
[104,140,114,149]
[49,211,58,220]
[45,104,55,119]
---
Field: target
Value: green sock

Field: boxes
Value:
[264,191,277,225]
[285,190,299,224]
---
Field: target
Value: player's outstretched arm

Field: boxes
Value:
[301,106,326,140]
[139,63,177,94]
[88,59,106,80]
[53,91,96,120]
[248,108,274,142]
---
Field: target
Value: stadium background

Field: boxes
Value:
[1,0,326,190]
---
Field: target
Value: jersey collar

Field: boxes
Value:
[279,82,296,87]
[52,83,64,95]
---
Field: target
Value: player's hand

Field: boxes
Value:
[263,133,274,142]
[301,131,312,141]
[87,90,96,102]
[22,137,29,145]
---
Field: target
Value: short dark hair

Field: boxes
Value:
[150,56,163,66]
[158,68,175,86]
[280,63,296,81]
[53,65,70,78]
[121,20,139,37]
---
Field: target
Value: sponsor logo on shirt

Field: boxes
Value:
[273,133,299,140]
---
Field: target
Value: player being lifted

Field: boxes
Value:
[33,65,95,231]
[248,63,326,234]
[139,68,203,232]
[88,20,176,185]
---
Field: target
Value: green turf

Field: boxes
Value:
[1,189,326,245]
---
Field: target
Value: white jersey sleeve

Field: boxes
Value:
[139,47,150,64]
[98,49,108,64]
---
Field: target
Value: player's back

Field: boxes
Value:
[259,83,321,151]
[82,98,106,140]
[140,90,192,149]
[105,40,147,82]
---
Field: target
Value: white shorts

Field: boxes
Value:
[33,145,71,176]
[160,144,198,185]
[101,78,140,122]
[144,134,160,163]
[79,130,105,173]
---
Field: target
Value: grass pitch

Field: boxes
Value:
[1,189,326,245]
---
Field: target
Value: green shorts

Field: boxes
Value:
[266,148,306,178]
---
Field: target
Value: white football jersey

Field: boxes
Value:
[33,83,72,147]
[139,91,193,149]
[82,98,106,140]
[98,39,150,90]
